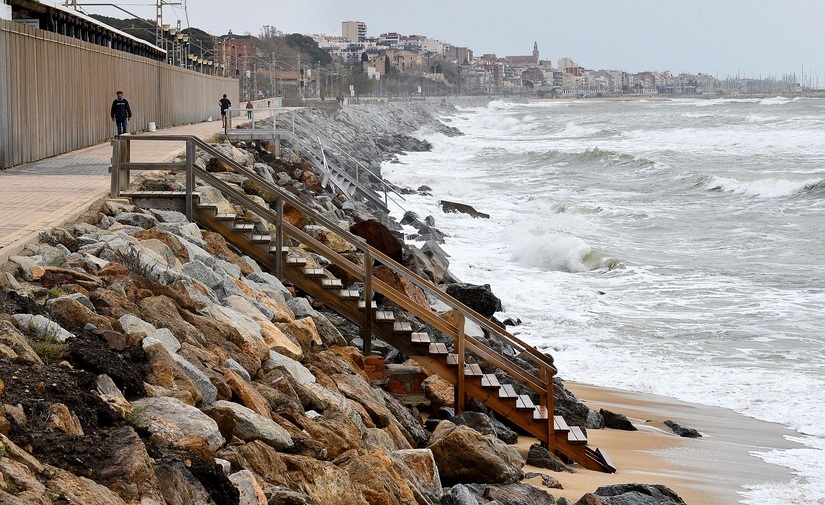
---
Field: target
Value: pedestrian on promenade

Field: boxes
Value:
[245,100,253,119]
[110,91,132,136]
[219,94,232,127]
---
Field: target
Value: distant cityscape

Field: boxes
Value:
[212,20,817,100]
[4,0,820,100]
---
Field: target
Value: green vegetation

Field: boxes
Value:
[127,406,145,425]
[30,328,69,363]
[4,474,19,494]
[284,34,331,66]
[47,287,69,300]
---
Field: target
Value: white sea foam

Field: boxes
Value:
[759,96,794,105]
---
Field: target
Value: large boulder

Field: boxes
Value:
[419,241,451,284]
[46,296,114,332]
[394,448,443,504]
[664,420,701,438]
[375,389,430,448]
[335,449,418,505]
[94,425,164,504]
[350,219,403,263]
[137,296,205,347]
[119,314,181,355]
[89,288,141,320]
[228,469,268,504]
[154,461,229,504]
[130,396,225,452]
[279,454,369,504]
[305,225,356,253]
[422,375,454,410]
[142,344,203,406]
[592,483,687,504]
[427,422,523,485]
[482,482,555,504]
[372,265,430,311]
[601,408,637,431]
[440,200,490,219]
[444,283,502,318]
[0,320,43,365]
[526,443,574,473]
[440,484,480,505]
[45,467,130,505]
[331,373,394,428]
[211,400,293,450]
[448,411,496,438]
[262,350,316,386]
[11,314,75,343]
[223,368,271,418]
[287,297,346,347]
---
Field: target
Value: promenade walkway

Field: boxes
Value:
[0,119,233,263]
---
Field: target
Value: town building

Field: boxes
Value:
[216,30,255,78]
[342,20,366,43]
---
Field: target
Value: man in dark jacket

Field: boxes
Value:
[219,94,231,126]
[110,91,132,136]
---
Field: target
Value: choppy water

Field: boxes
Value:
[382,97,825,503]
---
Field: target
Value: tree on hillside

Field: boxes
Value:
[284,34,331,66]
[89,14,156,45]
[256,31,300,69]
[89,14,215,52]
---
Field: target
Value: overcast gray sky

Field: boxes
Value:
[91,0,824,80]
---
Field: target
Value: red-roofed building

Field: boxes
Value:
[216,30,256,77]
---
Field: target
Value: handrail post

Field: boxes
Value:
[110,139,121,197]
[275,197,284,279]
[545,366,555,451]
[185,138,195,221]
[362,250,373,356]
[118,138,131,194]
[455,312,466,414]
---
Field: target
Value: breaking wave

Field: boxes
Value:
[527,147,658,171]
[704,175,825,198]
[507,232,619,272]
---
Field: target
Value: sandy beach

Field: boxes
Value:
[517,382,802,504]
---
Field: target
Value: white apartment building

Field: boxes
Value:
[420,38,446,58]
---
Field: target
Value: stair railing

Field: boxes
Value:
[111,135,558,439]
[273,128,390,215]
[278,112,408,210]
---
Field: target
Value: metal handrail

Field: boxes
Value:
[224,107,278,140]
[274,128,388,213]
[110,135,557,398]
[279,112,408,206]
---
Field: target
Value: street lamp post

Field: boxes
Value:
[181,34,189,69]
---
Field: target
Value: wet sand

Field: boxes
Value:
[517,382,802,504]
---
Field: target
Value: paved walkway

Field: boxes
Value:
[0,119,233,263]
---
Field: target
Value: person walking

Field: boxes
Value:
[245,100,253,119]
[110,91,132,136]
[219,94,231,127]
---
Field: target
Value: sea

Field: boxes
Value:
[381,97,825,504]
